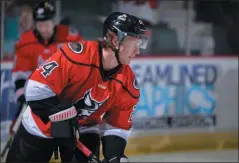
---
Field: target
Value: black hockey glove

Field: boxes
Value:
[101,135,129,163]
[16,94,26,117]
[49,105,78,138]
[14,79,27,120]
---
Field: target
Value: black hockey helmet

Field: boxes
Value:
[33,0,56,21]
[103,12,148,49]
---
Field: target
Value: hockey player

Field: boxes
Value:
[6,12,148,163]
[10,0,82,135]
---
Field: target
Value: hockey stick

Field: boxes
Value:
[12,103,28,133]
[1,135,13,158]
[1,104,27,159]
[71,117,102,163]
[76,138,101,163]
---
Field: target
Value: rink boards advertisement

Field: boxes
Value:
[130,57,238,133]
[1,62,16,122]
[1,57,238,133]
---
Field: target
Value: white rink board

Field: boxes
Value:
[129,57,238,135]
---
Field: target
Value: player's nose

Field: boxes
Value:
[135,47,140,56]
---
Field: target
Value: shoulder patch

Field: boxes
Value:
[133,78,140,90]
[68,42,83,54]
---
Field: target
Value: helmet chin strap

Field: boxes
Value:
[104,36,122,65]
[113,49,122,65]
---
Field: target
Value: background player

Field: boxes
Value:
[6,12,147,163]
[10,0,82,135]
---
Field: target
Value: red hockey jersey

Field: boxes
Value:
[12,24,83,82]
[23,41,140,138]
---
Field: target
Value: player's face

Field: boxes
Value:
[119,36,140,65]
[36,20,55,40]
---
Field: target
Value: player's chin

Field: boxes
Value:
[42,35,51,40]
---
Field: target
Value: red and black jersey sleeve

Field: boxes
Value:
[104,66,140,130]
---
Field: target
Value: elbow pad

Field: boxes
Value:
[27,96,60,123]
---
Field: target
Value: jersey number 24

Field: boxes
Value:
[39,61,59,78]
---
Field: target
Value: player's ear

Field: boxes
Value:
[108,30,118,49]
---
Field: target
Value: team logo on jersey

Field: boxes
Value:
[68,42,83,54]
[133,78,140,90]
[76,88,109,117]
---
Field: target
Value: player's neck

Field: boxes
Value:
[102,49,119,71]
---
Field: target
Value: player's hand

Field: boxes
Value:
[49,105,79,139]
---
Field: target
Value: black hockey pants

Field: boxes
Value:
[6,124,100,163]
[6,124,74,162]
